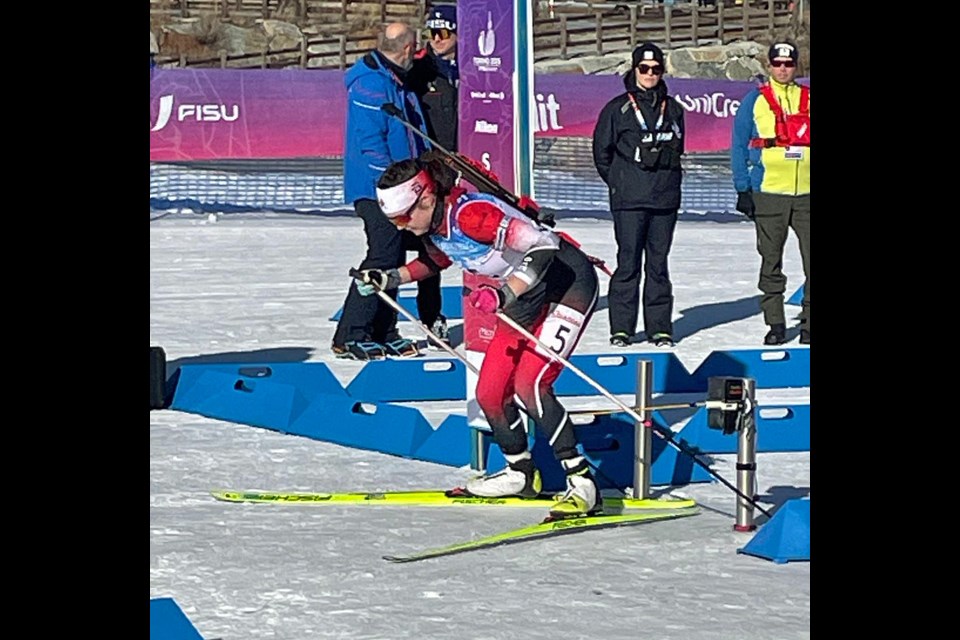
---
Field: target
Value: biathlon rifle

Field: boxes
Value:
[380,103,555,228]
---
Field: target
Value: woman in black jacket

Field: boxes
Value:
[592,42,685,348]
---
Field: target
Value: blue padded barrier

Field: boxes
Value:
[150,598,204,640]
[285,395,439,460]
[169,363,346,428]
[342,351,697,403]
[481,412,712,492]
[330,285,464,321]
[346,358,467,402]
[689,348,809,390]
[344,348,806,403]
[676,404,810,453]
[787,285,804,306]
[168,364,474,465]
[737,498,810,563]
[412,414,475,467]
[556,352,699,395]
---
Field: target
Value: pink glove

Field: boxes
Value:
[468,286,502,314]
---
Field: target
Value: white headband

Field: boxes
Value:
[376,170,432,218]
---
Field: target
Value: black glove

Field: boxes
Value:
[356,268,401,296]
[735,191,756,220]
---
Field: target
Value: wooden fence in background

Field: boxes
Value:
[149,0,427,23]
[152,1,799,70]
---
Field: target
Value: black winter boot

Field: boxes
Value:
[763,323,787,346]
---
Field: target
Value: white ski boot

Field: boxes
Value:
[465,453,542,498]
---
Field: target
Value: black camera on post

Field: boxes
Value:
[705,376,753,435]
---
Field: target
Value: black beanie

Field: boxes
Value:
[632,42,665,68]
[768,41,799,62]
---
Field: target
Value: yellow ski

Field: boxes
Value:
[211,489,696,512]
[384,507,701,562]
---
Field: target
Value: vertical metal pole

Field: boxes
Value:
[632,360,653,499]
[471,429,487,472]
[734,378,758,531]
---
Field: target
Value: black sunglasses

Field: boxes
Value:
[637,64,663,75]
[770,59,796,68]
[430,28,454,39]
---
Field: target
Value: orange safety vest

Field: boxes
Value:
[749,83,810,148]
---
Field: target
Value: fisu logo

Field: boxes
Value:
[151,95,175,131]
[151,95,240,131]
[478,12,496,56]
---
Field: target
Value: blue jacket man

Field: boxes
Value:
[333,22,432,360]
[342,40,430,203]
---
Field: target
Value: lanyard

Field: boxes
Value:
[627,92,665,131]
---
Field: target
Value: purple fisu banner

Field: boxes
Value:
[150,68,807,162]
[150,68,347,161]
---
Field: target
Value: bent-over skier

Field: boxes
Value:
[354,150,601,518]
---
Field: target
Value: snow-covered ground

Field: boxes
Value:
[150,212,810,640]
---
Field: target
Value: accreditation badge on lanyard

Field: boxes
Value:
[784,146,804,161]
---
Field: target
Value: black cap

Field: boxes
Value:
[632,42,665,68]
[425,5,457,32]
[768,41,799,62]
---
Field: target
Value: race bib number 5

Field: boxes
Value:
[535,306,587,359]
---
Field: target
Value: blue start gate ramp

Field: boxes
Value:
[787,285,804,306]
[150,598,204,640]
[737,498,810,564]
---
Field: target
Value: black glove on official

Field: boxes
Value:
[356,268,401,296]
[735,191,756,220]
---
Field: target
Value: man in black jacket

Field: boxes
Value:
[412,4,459,152]
[592,42,685,348]
[404,3,460,345]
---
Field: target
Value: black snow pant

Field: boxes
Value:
[402,231,443,328]
[332,198,405,346]
[607,207,678,339]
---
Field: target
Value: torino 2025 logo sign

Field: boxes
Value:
[151,95,240,132]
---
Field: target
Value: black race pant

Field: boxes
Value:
[608,207,678,338]
[402,231,442,328]
[332,198,405,346]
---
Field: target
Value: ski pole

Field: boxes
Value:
[570,401,709,416]
[494,309,772,518]
[348,269,480,374]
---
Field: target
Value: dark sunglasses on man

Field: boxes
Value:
[637,63,663,75]
[430,28,453,39]
[770,59,796,68]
